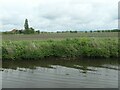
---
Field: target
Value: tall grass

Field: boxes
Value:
[2,37,119,60]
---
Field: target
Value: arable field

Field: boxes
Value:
[2,32,119,60]
[2,32,118,41]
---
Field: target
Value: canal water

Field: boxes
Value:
[1,58,119,88]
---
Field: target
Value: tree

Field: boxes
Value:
[24,19,29,30]
[29,27,35,34]
[36,30,40,34]
[90,30,92,33]
[23,19,34,34]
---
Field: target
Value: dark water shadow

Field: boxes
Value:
[2,58,119,72]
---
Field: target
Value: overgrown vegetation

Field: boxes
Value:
[2,37,119,60]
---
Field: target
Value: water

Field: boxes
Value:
[1,58,119,88]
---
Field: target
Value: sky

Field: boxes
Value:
[0,0,119,32]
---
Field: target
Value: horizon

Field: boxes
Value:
[0,0,118,32]
[1,28,119,33]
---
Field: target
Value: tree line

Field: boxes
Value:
[2,19,120,34]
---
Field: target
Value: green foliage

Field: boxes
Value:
[2,37,119,60]
[23,19,35,34]
[24,29,35,34]
[24,19,29,31]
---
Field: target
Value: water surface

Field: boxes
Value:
[1,58,119,88]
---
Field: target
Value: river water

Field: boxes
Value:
[1,58,119,88]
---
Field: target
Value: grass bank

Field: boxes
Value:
[2,37,119,60]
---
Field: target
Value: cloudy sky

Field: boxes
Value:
[0,0,119,32]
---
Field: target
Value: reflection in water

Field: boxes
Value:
[2,58,119,88]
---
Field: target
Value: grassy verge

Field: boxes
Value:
[2,37,119,60]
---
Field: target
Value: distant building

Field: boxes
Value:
[11,29,18,33]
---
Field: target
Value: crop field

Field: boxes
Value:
[2,32,119,60]
[2,32,118,41]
